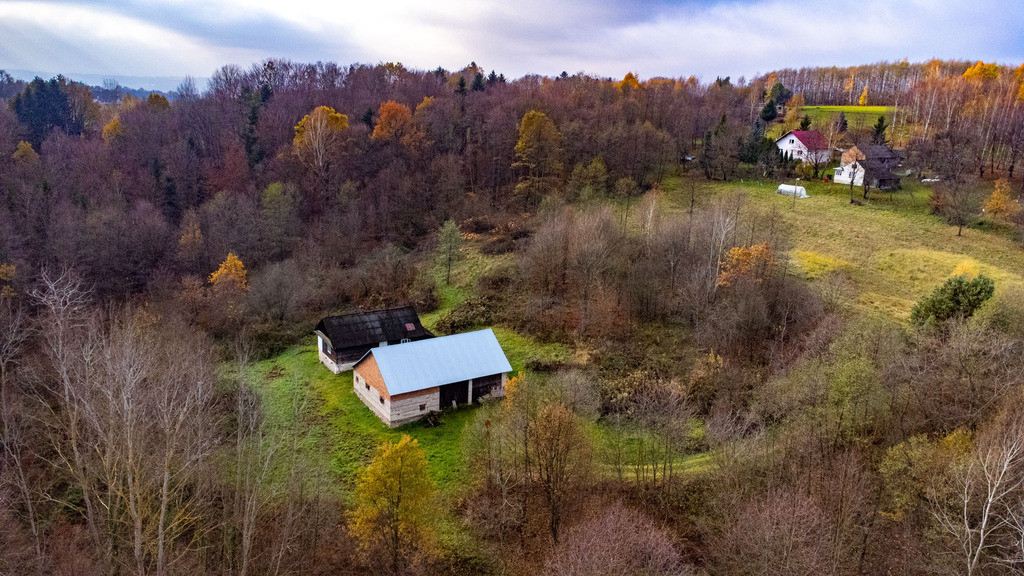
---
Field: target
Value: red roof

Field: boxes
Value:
[785,130,829,151]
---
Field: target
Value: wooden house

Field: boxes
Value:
[314,306,432,373]
[833,144,901,188]
[352,329,513,427]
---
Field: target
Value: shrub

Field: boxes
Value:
[910,274,994,325]
[460,215,495,234]
[543,501,689,576]
[476,266,513,300]
[435,297,493,333]
[410,274,439,313]
[479,235,514,255]
[971,284,1024,338]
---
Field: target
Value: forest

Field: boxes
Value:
[1,57,1024,575]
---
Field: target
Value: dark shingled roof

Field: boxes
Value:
[859,144,900,162]
[315,306,431,350]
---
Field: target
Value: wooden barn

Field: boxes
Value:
[833,144,902,189]
[314,306,433,373]
[352,329,513,427]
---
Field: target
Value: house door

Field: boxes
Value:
[439,381,469,408]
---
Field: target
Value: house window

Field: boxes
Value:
[379,395,384,404]
[419,404,426,411]
[365,383,370,391]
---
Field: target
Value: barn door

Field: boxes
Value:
[439,381,469,408]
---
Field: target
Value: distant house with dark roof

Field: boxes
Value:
[314,306,433,373]
[833,144,901,189]
[353,329,513,427]
[775,130,831,164]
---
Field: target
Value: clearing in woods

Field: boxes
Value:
[661,177,1022,320]
[248,172,1021,513]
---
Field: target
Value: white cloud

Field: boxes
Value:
[0,0,1020,86]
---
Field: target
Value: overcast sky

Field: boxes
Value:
[1,0,1022,91]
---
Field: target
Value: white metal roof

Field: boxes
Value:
[357,328,513,396]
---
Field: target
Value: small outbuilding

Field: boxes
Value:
[314,306,433,373]
[352,329,513,428]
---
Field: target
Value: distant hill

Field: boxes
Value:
[0,69,204,102]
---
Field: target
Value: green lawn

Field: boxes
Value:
[767,105,908,142]
[250,328,568,500]
[801,105,892,130]
[249,240,569,499]
[662,177,1024,320]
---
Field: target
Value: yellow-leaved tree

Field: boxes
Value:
[177,209,204,272]
[983,179,1020,220]
[209,252,247,290]
[1017,64,1024,101]
[102,116,123,144]
[717,242,777,287]
[351,435,436,575]
[858,86,869,106]
[12,140,38,163]
[0,263,15,298]
[513,110,564,207]
[293,105,348,175]
[963,61,1000,83]
[785,93,806,124]
[618,72,640,94]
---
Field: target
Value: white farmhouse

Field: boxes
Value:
[775,130,831,165]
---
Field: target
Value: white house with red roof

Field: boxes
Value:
[775,130,831,165]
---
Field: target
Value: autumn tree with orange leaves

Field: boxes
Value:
[372,100,426,154]
[717,242,777,287]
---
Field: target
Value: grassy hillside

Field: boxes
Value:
[801,105,892,129]
[768,105,910,143]
[662,178,1022,319]
[249,173,1023,507]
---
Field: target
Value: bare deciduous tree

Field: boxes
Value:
[930,414,1024,576]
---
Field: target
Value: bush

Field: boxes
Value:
[460,216,495,234]
[476,266,513,300]
[971,284,1024,338]
[410,274,439,313]
[435,297,493,333]
[479,235,514,255]
[910,274,995,325]
[543,502,689,576]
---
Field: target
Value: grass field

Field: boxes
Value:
[767,105,910,143]
[662,177,1023,320]
[250,326,569,498]
[801,105,892,129]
